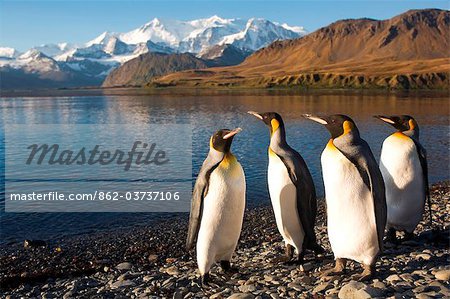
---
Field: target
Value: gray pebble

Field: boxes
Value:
[386,274,401,283]
[287,282,302,291]
[338,280,385,299]
[300,262,314,272]
[238,284,256,293]
[313,282,332,294]
[227,293,255,299]
[116,262,132,271]
[110,280,135,289]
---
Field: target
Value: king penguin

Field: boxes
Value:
[186,128,246,286]
[303,114,387,281]
[374,115,431,242]
[248,111,323,264]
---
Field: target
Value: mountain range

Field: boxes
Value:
[102,44,253,87]
[153,9,449,89]
[0,16,306,89]
[2,9,448,90]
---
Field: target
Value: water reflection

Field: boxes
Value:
[0,91,448,243]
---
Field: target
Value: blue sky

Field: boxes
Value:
[1,0,448,51]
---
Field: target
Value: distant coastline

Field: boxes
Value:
[1,86,450,99]
[149,70,450,90]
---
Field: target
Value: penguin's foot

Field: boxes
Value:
[321,258,346,277]
[285,257,304,266]
[312,243,325,255]
[201,273,211,288]
[272,244,294,264]
[403,231,415,241]
[385,228,399,244]
[293,251,305,265]
[355,264,374,282]
[285,244,294,258]
[220,260,238,274]
[283,248,305,265]
[429,228,445,245]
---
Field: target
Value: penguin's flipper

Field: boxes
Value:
[186,155,222,251]
[334,138,387,252]
[412,140,431,227]
[276,148,319,250]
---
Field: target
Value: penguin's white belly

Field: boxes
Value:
[380,134,424,232]
[321,143,379,265]
[268,154,304,253]
[196,159,245,272]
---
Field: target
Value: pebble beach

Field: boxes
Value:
[1,182,449,299]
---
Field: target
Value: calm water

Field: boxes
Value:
[1,91,449,244]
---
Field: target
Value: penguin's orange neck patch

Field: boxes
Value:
[268,147,277,157]
[326,139,338,151]
[219,152,237,169]
[408,119,417,130]
[393,132,410,140]
[342,120,353,135]
[270,119,280,135]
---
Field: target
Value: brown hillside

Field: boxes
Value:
[153,9,450,89]
[102,53,208,87]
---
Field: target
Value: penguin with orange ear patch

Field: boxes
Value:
[186,128,245,286]
[303,114,386,281]
[374,115,430,243]
[248,111,323,265]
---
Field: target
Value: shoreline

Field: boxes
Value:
[1,86,449,98]
[1,181,449,298]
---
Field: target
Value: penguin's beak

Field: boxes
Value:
[247,111,263,120]
[223,127,242,139]
[374,115,396,125]
[302,114,328,125]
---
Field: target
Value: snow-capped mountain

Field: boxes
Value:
[198,44,252,66]
[0,48,111,77]
[34,43,76,57]
[0,48,106,89]
[17,49,61,72]
[1,16,306,89]
[0,49,61,73]
[119,15,306,53]
[0,47,21,59]
[219,18,302,51]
